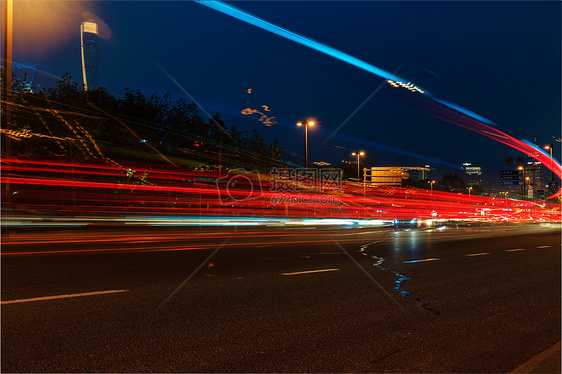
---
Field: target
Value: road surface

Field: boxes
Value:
[2,223,560,372]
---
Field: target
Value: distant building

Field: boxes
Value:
[462,163,482,187]
[409,165,431,181]
[524,161,547,197]
[312,161,331,167]
[80,20,99,91]
[501,156,548,199]
[363,166,430,186]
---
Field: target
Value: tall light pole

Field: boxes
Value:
[2,0,13,128]
[544,144,555,189]
[351,151,364,182]
[297,120,315,168]
[518,166,525,199]
[428,180,435,193]
[2,0,13,211]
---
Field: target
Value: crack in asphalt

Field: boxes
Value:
[360,241,439,315]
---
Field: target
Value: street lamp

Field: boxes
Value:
[296,120,315,168]
[2,0,13,208]
[2,0,13,124]
[351,151,365,182]
[468,186,472,197]
[428,180,435,193]
[518,166,525,198]
[544,144,555,189]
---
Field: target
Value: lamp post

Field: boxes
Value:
[296,120,315,168]
[544,144,555,189]
[351,151,364,182]
[428,180,435,193]
[518,166,525,199]
[2,0,13,126]
[468,186,472,197]
[2,0,13,219]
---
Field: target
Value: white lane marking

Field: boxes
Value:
[281,268,340,276]
[338,231,380,236]
[403,258,441,263]
[1,290,130,305]
[536,246,551,249]
[506,248,526,252]
[301,252,342,255]
[465,252,490,257]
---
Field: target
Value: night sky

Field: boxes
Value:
[13,1,562,187]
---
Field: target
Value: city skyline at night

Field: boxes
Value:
[2,2,561,373]
[4,1,561,191]
[11,1,560,189]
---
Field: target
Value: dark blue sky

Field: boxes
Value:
[16,1,561,185]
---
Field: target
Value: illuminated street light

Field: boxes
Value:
[518,166,526,198]
[428,180,435,193]
[297,120,315,168]
[544,144,555,189]
[351,151,365,182]
[2,0,13,203]
[2,0,13,128]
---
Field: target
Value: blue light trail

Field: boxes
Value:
[334,132,462,169]
[197,1,403,83]
[432,98,497,126]
[197,1,498,127]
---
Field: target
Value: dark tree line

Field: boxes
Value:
[403,172,484,194]
[3,73,284,171]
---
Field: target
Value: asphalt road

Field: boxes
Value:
[2,223,560,372]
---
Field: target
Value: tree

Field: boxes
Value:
[47,73,85,107]
[468,184,485,195]
[268,139,283,160]
[5,74,286,169]
[440,172,465,192]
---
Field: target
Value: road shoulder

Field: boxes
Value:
[511,341,561,373]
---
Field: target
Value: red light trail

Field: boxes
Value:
[2,158,559,223]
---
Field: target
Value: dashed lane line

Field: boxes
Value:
[465,252,490,257]
[1,290,130,305]
[536,245,551,249]
[403,258,441,263]
[506,248,526,252]
[281,268,340,276]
